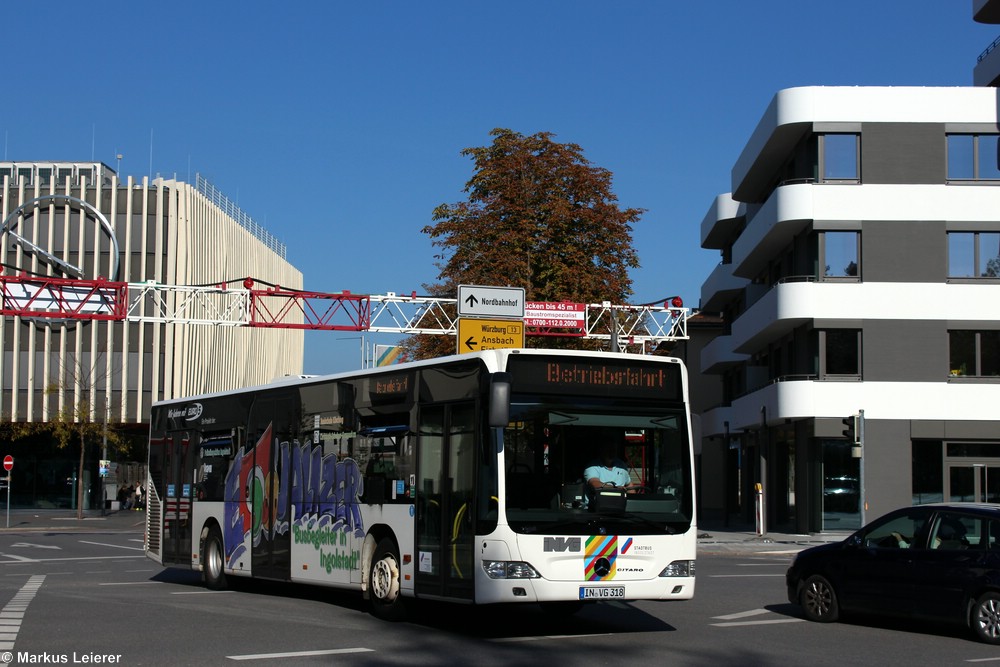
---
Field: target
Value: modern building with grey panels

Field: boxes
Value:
[697,84,1000,534]
[0,162,303,508]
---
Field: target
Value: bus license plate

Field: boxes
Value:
[579,586,625,600]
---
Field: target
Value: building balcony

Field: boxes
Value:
[728,279,1000,355]
[732,87,1000,203]
[731,182,1000,280]
[700,334,748,375]
[974,34,1000,86]
[708,376,1000,436]
[700,261,747,313]
[975,0,1000,24]
[974,2,1000,84]
[700,194,744,250]
[700,404,734,441]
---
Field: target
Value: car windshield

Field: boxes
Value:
[501,401,693,536]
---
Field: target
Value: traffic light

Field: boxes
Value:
[842,414,858,444]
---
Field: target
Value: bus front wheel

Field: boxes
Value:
[203,526,228,591]
[369,538,405,621]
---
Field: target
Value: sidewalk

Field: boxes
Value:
[697,521,849,555]
[0,508,147,532]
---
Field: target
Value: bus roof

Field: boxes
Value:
[151,348,685,407]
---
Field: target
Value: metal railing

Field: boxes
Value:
[195,174,286,259]
[979,34,1000,62]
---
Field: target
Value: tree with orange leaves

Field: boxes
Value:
[403,128,642,360]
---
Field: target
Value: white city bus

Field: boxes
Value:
[145,348,696,619]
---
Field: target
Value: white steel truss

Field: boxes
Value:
[1,276,689,344]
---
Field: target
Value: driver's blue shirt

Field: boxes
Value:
[584,459,631,488]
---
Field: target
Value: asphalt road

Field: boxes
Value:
[0,513,993,666]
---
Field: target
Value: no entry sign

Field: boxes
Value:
[3,455,12,471]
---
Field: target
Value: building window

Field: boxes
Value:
[948,232,1000,278]
[822,439,861,531]
[912,441,943,505]
[949,330,1000,377]
[819,231,859,280]
[820,134,859,182]
[947,134,1000,180]
[819,329,861,379]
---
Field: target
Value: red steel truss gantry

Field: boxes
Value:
[0,274,688,345]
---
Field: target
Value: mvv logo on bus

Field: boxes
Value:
[543,536,582,552]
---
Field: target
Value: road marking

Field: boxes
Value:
[711,618,804,627]
[171,590,234,595]
[0,555,145,564]
[79,540,144,551]
[226,648,374,661]
[0,575,44,665]
[10,543,60,550]
[710,607,804,628]
[490,633,616,643]
[0,555,35,563]
[98,581,161,586]
[713,608,771,621]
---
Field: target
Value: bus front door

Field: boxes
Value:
[161,431,195,565]
[415,403,476,602]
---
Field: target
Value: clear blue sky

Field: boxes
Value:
[3,2,993,374]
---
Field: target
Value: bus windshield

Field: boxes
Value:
[502,399,693,536]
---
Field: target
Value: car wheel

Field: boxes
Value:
[203,526,228,591]
[369,538,405,621]
[973,591,1000,644]
[800,574,839,623]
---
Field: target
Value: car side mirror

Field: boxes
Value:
[847,533,863,548]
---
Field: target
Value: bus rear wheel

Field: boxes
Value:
[369,538,405,621]
[203,526,228,591]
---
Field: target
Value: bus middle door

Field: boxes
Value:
[162,431,194,565]
[415,402,476,602]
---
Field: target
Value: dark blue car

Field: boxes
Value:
[786,503,1000,644]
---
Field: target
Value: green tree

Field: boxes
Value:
[405,128,643,360]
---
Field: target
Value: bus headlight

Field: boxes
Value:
[483,560,541,579]
[659,560,695,577]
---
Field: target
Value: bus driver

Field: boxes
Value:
[584,441,632,495]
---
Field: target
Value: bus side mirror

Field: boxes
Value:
[488,372,511,428]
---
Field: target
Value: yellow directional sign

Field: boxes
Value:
[457,318,524,353]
